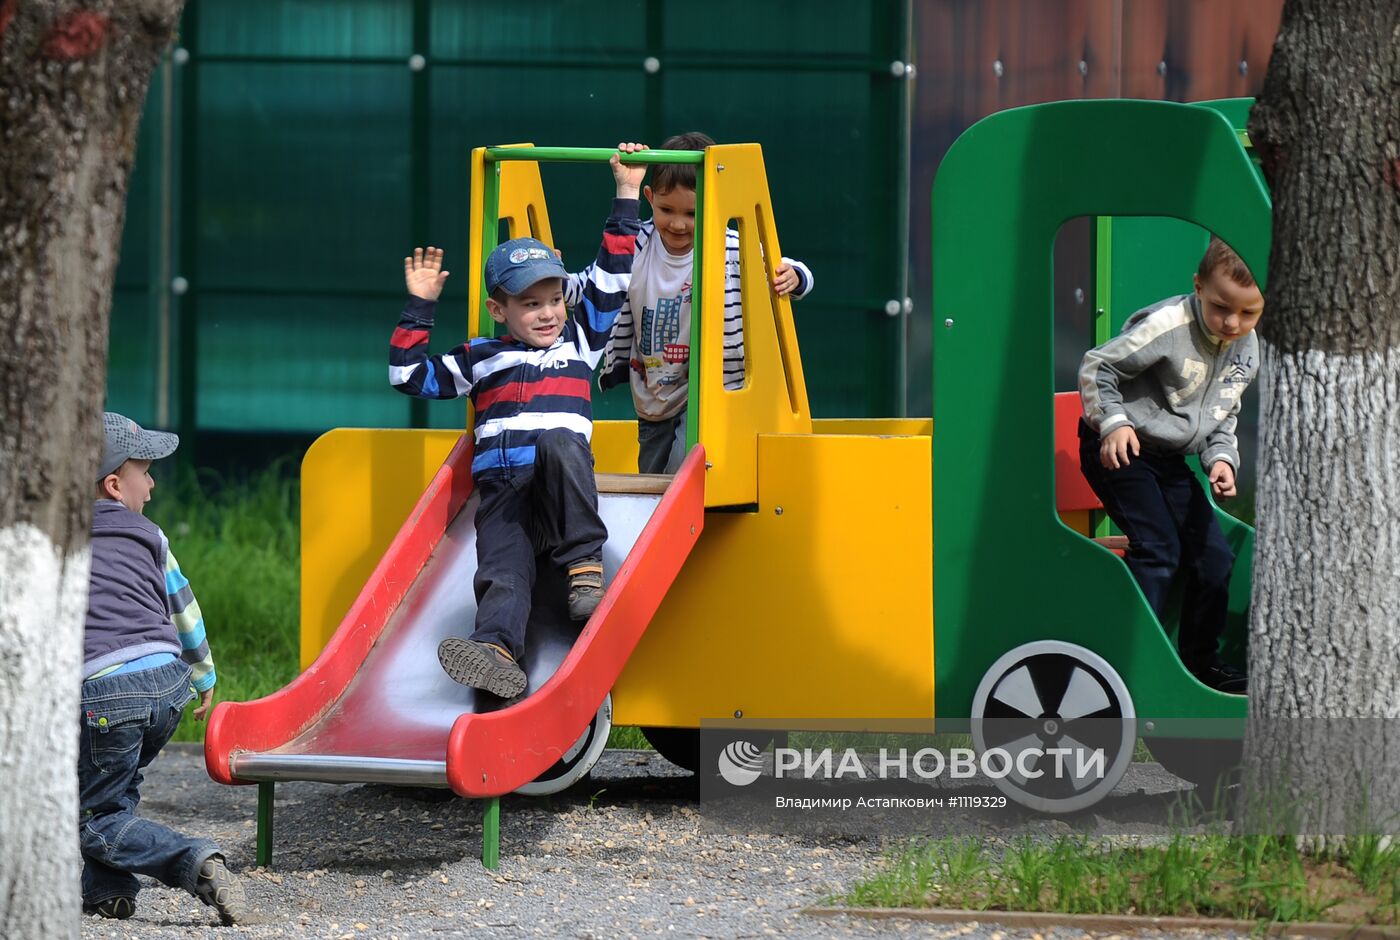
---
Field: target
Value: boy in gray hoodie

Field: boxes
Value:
[1078,237,1263,694]
[79,413,245,924]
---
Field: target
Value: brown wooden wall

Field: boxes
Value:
[908,0,1284,414]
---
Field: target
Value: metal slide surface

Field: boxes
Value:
[205,439,705,797]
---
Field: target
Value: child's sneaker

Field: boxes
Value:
[438,638,528,697]
[1191,660,1248,695]
[193,854,245,925]
[567,559,605,621]
[84,897,136,919]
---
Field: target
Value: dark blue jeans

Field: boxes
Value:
[471,428,608,658]
[1078,420,1235,670]
[637,411,685,474]
[78,659,218,906]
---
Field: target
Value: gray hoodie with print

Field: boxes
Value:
[1078,292,1258,470]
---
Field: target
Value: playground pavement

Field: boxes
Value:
[78,745,1251,940]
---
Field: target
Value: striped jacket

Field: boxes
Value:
[595,222,813,393]
[390,199,641,480]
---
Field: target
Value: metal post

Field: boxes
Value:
[481,797,500,869]
[256,781,274,868]
[685,157,705,452]
[174,1,200,470]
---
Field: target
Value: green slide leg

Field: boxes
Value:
[256,781,274,868]
[481,797,500,869]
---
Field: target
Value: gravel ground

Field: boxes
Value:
[79,745,1249,940]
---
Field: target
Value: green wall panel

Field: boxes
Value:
[108,0,910,438]
[430,0,646,58]
[660,0,873,55]
[197,295,418,431]
[196,0,412,58]
[1107,217,1207,332]
[107,288,160,420]
[195,64,413,293]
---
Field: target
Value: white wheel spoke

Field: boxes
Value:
[1058,666,1111,722]
[1058,734,1108,792]
[991,665,1044,718]
[997,733,1046,787]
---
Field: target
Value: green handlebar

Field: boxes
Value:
[484,147,705,164]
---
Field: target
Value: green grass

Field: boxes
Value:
[607,726,652,749]
[147,465,301,741]
[838,833,1400,926]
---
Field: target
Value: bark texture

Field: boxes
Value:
[0,1,184,935]
[1244,0,1400,836]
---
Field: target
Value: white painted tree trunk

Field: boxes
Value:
[1244,0,1400,838]
[0,1,185,934]
[0,529,90,931]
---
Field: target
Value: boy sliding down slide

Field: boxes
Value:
[389,145,646,698]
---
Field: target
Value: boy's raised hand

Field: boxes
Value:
[1099,425,1140,470]
[1208,460,1237,498]
[405,246,450,301]
[611,142,649,199]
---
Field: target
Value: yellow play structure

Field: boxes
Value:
[301,143,935,731]
[221,103,1261,862]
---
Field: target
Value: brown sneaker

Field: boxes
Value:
[567,559,605,621]
[193,854,245,925]
[438,637,528,697]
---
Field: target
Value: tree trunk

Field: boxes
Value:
[0,1,184,934]
[1244,0,1400,839]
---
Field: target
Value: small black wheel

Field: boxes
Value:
[639,726,775,775]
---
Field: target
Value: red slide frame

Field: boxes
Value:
[204,435,705,798]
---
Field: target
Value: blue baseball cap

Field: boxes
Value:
[484,237,567,296]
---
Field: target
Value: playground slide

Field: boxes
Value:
[205,434,705,798]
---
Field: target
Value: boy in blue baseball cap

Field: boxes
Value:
[390,144,646,698]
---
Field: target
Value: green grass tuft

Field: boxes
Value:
[838,832,1400,925]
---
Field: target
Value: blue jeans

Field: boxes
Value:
[78,659,218,906]
[637,411,685,474]
[1077,420,1235,670]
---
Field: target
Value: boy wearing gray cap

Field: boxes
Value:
[390,146,645,698]
[79,412,244,924]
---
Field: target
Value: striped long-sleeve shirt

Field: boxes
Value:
[390,199,641,480]
[165,548,215,691]
[596,222,813,398]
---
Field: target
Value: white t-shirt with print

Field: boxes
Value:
[628,239,694,421]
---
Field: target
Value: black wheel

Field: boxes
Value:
[972,641,1136,813]
[639,726,775,775]
[1147,736,1242,803]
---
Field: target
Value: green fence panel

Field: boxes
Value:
[108,0,911,440]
